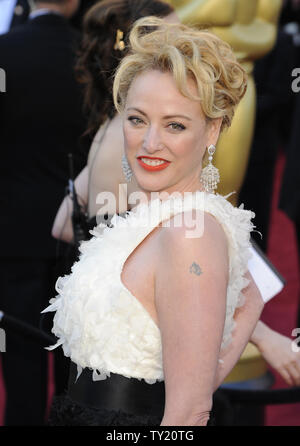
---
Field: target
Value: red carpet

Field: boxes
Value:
[0,150,299,425]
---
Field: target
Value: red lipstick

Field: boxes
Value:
[137,156,170,172]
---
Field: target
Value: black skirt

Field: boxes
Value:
[48,362,217,426]
[48,362,164,426]
[48,394,163,426]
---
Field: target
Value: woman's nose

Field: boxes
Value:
[142,127,164,153]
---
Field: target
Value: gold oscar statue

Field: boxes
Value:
[167,0,282,384]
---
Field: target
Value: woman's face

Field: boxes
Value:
[123,69,222,195]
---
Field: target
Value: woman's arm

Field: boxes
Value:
[155,212,230,426]
[51,165,89,243]
[213,270,264,390]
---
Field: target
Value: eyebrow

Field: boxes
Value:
[127,107,192,121]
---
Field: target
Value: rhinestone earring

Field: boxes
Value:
[121,154,133,182]
[200,144,220,194]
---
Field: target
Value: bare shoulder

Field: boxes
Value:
[87,122,107,165]
[158,209,228,258]
[87,116,124,166]
[104,115,124,155]
[154,209,229,290]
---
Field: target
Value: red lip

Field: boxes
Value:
[137,156,170,172]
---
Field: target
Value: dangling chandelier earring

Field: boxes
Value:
[122,154,133,182]
[200,144,220,194]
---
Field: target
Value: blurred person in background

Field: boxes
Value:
[0,0,89,425]
[0,0,103,35]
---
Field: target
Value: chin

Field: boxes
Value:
[132,162,177,195]
[134,175,169,195]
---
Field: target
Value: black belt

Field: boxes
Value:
[68,362,165,418]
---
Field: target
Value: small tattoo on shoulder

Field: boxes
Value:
[189,262,202,276]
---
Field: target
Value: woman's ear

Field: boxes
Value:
[208,117,223,146]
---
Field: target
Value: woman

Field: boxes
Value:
[52,0,300,390]
[43,17,265,426]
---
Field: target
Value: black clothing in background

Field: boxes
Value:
[0,13,88,258]
[278,51,300,330]
[280,0,300,26]
[10,0,30,29]
[279,90,300,225]
[238,31,295,253]
[0,13,88,425]
[0,258,56,425]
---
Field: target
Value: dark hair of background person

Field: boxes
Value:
[75,0,174,138]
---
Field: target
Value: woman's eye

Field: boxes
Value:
[169,122,186,131]
[128,116,143,125]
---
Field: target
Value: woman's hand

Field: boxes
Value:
[251,321,300,386]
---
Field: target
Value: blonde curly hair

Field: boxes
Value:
[113,17,247,131]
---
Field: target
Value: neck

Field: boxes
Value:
[141,173,206,203]
[33,2,64,15]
